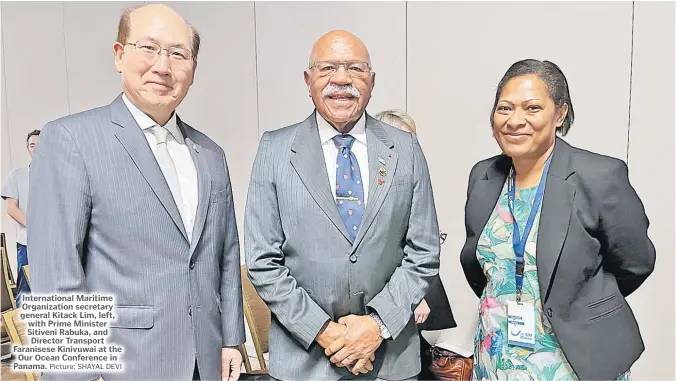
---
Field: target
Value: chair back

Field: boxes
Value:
[240,265,270,372]
[2,309,36,380]
[1,241,15,312]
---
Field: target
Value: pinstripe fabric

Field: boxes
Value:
[27,94,245,381]
[244,112,441,381]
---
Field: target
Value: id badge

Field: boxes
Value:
[507,300,535,349]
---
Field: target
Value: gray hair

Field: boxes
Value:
[373,109,417,134]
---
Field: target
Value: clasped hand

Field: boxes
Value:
[316,315,383,375]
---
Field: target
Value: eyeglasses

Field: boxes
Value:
[125,40,195,64]
[310,61,372,78]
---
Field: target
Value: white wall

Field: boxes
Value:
[0,2,672,379]
[2,2,72,275]
[254,1,406,134]
[624,2,675,379]
[169,1,259,254]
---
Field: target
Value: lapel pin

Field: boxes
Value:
[387,153,392,158]
[193,144,199,153]
[379,167,387,177]
[377,178,385,185]
[378,157,386,165]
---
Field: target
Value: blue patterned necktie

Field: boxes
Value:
[333,134,365,241]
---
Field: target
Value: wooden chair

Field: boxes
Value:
[1,309,36,381]
[239,265,270,375]
[1,267,14,343]
[20,266,29,289]
[0,267,13,362]
[1,233,17,301]
[1,245,16,312]
[1,236,16,363]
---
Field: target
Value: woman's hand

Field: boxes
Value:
[414,298,431,324]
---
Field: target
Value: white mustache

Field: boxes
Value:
[322,83,361,99]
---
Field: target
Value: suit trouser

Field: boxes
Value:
[418,331,434,381]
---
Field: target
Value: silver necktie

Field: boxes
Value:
[150,125,184,217]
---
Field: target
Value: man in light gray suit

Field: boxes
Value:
[28,4,244,381]
[245,30,441,380]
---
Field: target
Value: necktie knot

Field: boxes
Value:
[332,134,355,150]
[151,125,170,144]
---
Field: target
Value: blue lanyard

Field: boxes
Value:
[507,155,552,301]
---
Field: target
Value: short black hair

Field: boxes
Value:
[490,59,575,136]
[26,129,40,143]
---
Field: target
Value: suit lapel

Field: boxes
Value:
[111,95,189,242]
[536,138,575,303]
[466,139,576,304]
[179,118,212,256]
[466,158,509,243]
[351,117,397,251]
[290,113,352,243]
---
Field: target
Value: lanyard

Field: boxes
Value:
[507,155,552,302]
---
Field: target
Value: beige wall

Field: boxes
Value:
[0,2,672,379]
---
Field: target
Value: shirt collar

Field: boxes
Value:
[316,111,367,146]
[122,93,183,144]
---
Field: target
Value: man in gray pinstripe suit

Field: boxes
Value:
[245,30,441,381]
[27,5,244,381]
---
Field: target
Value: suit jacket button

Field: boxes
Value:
[189,262,195,270]
[547,308,553,318]
[349,254,358,263]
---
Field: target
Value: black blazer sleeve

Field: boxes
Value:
[598,160,656,296]
[460,162,489,298]
[417,274,456,331]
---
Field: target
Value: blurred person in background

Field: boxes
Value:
[1,129,40,307]
[374,109,460,380]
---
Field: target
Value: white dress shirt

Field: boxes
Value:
[317,112,369,205]
[122,94,198,242]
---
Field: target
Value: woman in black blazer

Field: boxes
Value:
[460,59,655,381]
[373,108,456,331]
[374,110,457,379]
